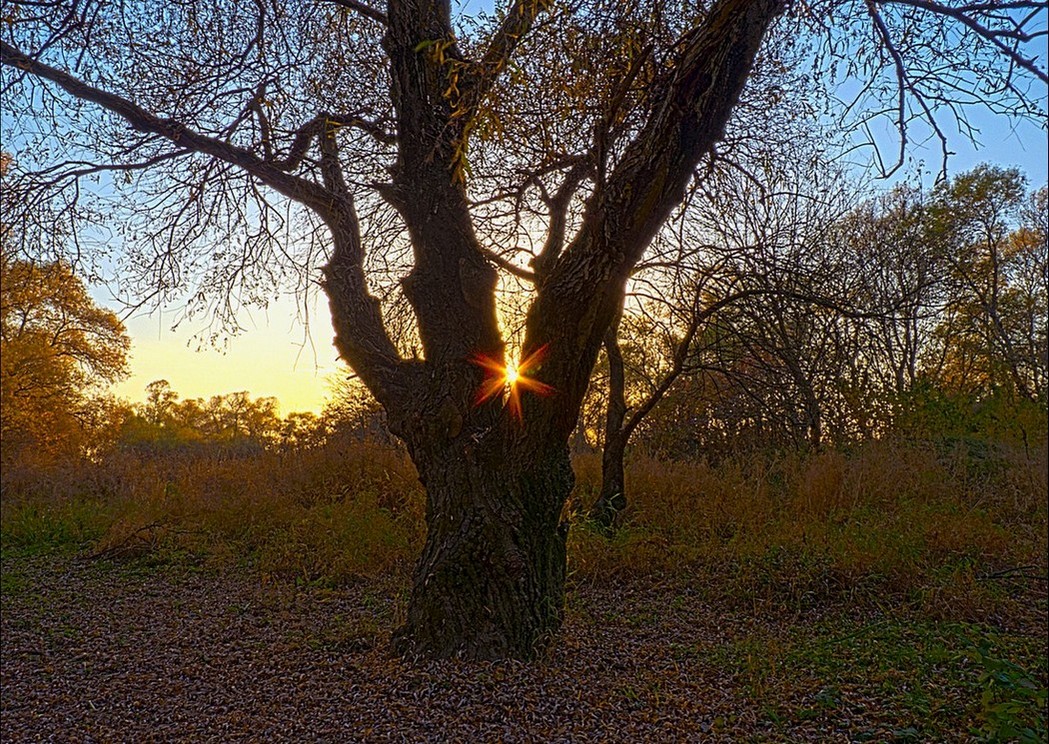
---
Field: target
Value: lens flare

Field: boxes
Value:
[470,344,554,420]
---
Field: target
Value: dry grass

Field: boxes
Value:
[3,438,1046,619]
[1,440,424,583]
[568,439,1047,618]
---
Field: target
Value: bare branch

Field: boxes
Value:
[0,40,336,216]
[878,0,1049,84]
[864,1,915,177]
[28,149,191,190]
[595,43,654,195]
[327,0,388,25]
[269,112,394,172]
[531,157,593,283]
[481,247,536,282]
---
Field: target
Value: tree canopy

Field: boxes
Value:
[0,249,130,468]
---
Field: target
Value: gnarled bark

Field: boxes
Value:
[392,434,572,659]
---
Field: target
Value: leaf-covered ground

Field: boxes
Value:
[1,553,1045,743]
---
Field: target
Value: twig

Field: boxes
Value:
[976,565,1048,582]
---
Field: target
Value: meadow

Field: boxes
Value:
[2,436,1046,741]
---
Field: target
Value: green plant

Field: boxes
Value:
[968,643,1048,743]
[0,500,111,554]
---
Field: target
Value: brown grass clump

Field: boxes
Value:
[1,440,425,583]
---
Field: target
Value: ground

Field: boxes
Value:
[2,552,1045,742]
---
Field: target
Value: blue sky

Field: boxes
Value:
[928,121,1040,182]
[865,97,1048,188]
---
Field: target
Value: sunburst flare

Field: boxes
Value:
[470,344,554,420]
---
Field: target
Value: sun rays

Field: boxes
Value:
[471,344,554,420]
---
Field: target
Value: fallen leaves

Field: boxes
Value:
[1,555,1045,742]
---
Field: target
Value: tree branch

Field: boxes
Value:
[383,1,503,367]
[28,148,191,190]
[864,1,912,178]
[0,40,336,216]
[1,39,410,406]
[327,0,388,25]
[878,0,1049,84]
[531,156,593,283]
[459,0,553,115]
[524,0,785,436]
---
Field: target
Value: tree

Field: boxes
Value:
[927,166,1047,401]
[120,380,286,454]
[0,250,130,469]
[323,374,392,444]
[2,1,1044,658]
[838,184,944,405]
[142,379,179,427]
[585,68,852,527]
[279,411,324,451]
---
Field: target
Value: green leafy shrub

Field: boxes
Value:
[968,643,1048,743]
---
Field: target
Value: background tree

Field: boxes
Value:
[323,374,392,445]
[0,250,130,469]
[119,381,286,455]
[926,167,1047,401]
[837,184,944,409]
[585,51,849,527]
[3,0,1044,658]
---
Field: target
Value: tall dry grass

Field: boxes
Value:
[1,440,425,583]
[3,437,1046,614]
[568,439,1047,615]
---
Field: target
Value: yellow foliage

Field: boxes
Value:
[1,249,130,468]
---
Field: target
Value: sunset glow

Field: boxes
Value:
[111,296,337,414]
[471,344,554,420]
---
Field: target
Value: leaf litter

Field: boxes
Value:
[2,554,1044,742]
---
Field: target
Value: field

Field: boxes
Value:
[2,438,1046,742]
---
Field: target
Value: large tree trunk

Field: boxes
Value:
[392,434,573,659]
[380,0,784,659]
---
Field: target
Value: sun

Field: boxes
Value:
[470,344,554,420]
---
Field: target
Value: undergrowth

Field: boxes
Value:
[704,618,1047,741]
[568,440,1047,620]
[2,437,1046,618]
[1,441,424,583]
